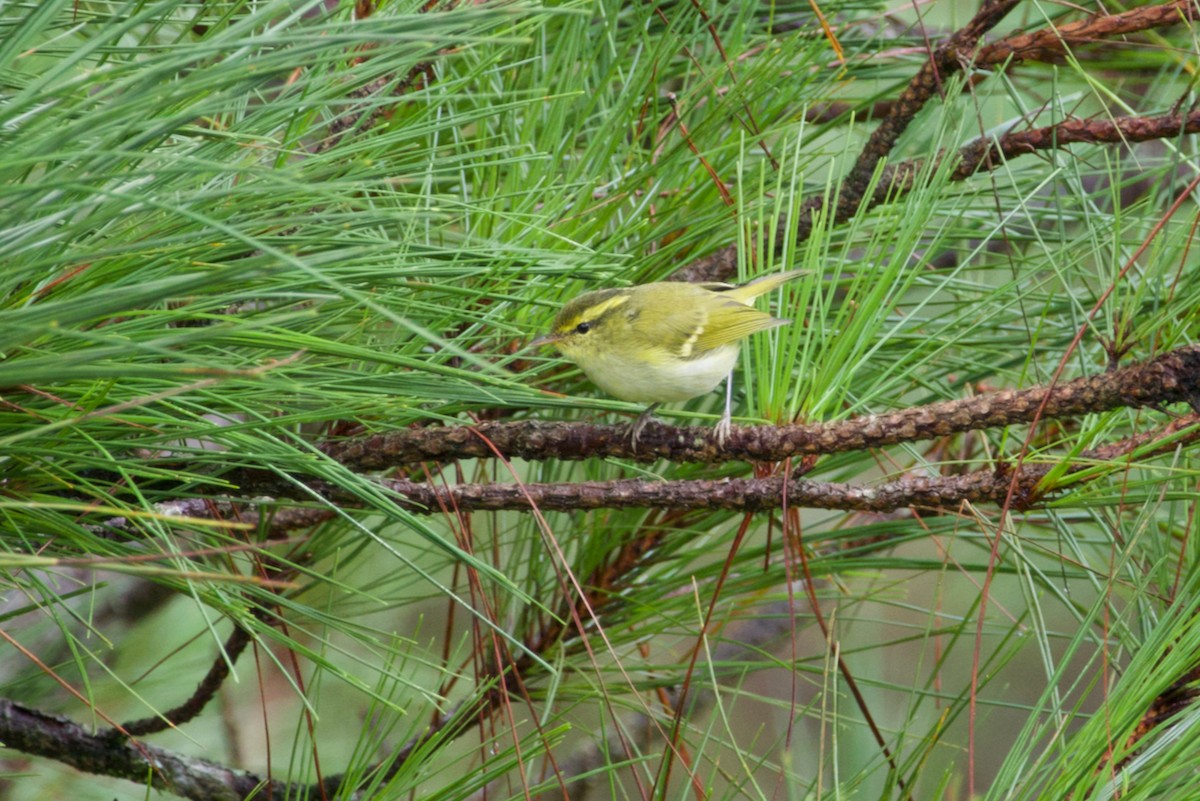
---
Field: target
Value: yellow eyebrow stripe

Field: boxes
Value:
[582,293,630,320]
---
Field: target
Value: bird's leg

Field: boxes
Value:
[713,370,734,447]
[628,402,661,452]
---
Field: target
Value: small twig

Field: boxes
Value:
[669,0,1199,286]
[314,2,453,154]
[974,0,1200,67]
[953,107,1200,179]
[844,0,1023,189]
[115,626,254,737]
[723,0,1021,280]
[671,103,1200,282]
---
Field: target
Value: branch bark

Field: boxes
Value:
[0,700,266,801]
[318,345,1200,468]
[974,0,1200,67]
[953,107,1200,179]
[343,413,1200,514]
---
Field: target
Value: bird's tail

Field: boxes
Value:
[719,269,806,305]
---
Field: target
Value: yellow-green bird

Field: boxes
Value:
[532,269,804,447]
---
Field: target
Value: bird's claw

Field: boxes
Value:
[713,412,732,448]
[626,403,660,453]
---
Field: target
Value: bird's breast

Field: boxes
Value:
[580,344,739,403]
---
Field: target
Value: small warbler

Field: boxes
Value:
[532,269,804,447]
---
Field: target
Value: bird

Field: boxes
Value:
[531,269,804,448]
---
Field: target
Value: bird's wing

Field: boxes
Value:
[625,286,711,361]
[690,300,787,353]
[627,284,788,356]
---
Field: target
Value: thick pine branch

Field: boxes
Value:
[378,414,1200,513]
[201,413,1200,520]
[319,345,1200,467]
[0,700,265,801]
[66,410,1200,801]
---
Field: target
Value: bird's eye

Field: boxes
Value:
[575,321,592,334]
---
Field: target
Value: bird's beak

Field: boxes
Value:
[525,335,561,352]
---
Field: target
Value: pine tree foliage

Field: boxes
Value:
[1,1,1198,800]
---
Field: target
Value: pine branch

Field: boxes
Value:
[116,626,253,737]
[97,412,1199,536]
[669,0,1200,283]
[196,413,1200,521]
[952,107,1200,179]
[318,345,1200,468]
[975,0,1200,67]
[0,700,266,801]
[845,0,1024,186]
[377,412,1199,513]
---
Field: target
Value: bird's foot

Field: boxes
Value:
[713,410,732,448]
[626,404,660,453]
